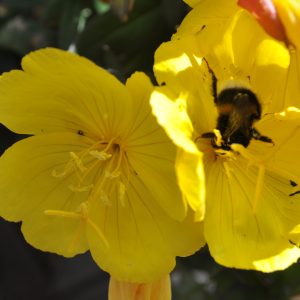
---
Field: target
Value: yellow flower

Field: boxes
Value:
[0,48,205,282]
[150,9,300,271]
[109,275,171,300]
[273,0,300,49]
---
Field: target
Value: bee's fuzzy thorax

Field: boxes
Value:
[218,78,251,94]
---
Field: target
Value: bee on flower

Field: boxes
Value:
[150,0,300,272]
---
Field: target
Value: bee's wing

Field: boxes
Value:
[223,109,244,140]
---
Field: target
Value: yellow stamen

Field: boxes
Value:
[105,170,121,179]
[89,150,112,160]
[231,144,266,214]
[70,152,87,173]
[110,148,124,176]
[68,223,85,253]
[86,218,109,249]
[119,182,126,207]
[68,183,94,192]
[223,161,232,179]
[45,210,81,219]
[44,202,109,249]
[100,191,111,205]
[253,166,265,214]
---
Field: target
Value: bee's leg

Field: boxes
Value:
[289,180,300,197]
[203,57,218,103]
[200,131,224,149]
[251,128,274,145]
[196,132,215,144]
[201,132,215,139]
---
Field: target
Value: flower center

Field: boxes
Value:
[52,138,132,206]
[45,137,134,251]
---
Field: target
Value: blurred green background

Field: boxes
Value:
[0,0,300,299]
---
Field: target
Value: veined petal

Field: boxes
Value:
[204,112,300,271]
[204,10,289,107]
[0,48,132,137]
[124,73,186,221]
[204,156,300,271]
[87,174,205,282]
[253,113,300,193]
[0,133,96,255]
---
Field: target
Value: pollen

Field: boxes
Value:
[51,137,133,208]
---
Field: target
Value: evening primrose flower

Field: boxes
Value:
[0,48,205,282]
[150,10,300,271]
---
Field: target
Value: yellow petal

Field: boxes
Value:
[123,72,186,221]
[0,133,97,255]
[154,36,199,87]
[253,114,300,192]
[176,149,205,221]
[271,49,300,109]
[175,0,237,55]
[150,89,195,153]
[87,174,205,282]
[204,10,289,103]
[274,0,300,49]
[150,88,205,219]
[109,275,171,300]
[249,39,290,112]
[0,48,131,137]
[204,156,300,271]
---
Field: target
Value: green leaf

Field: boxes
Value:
[1,0,45,11]
[76,0,171,78]
[58,0,82,49]
[162,0,189,27]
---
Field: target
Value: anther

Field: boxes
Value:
[70,152,87,173]
[69,184,94,192]
[89,150,112,160]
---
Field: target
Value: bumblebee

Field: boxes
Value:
[202,60,273,150]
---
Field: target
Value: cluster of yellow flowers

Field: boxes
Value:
[0,0,300,299]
